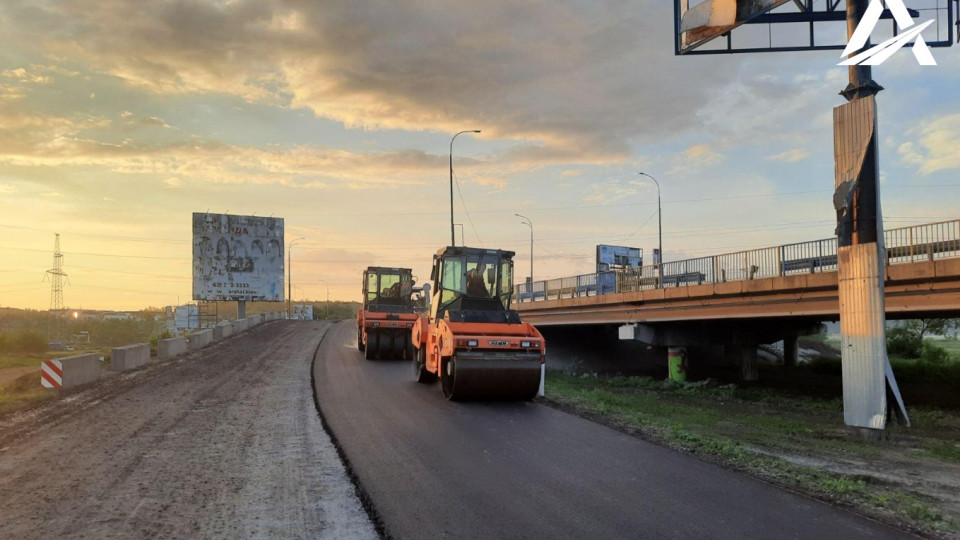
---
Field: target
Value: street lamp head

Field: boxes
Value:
[473,130,481,133]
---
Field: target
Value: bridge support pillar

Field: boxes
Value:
[783,336,799,368]
[727,345,758,382]
[667,347,687,382]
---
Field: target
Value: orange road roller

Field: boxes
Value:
[411,246,545,400]
[357,266,419,360]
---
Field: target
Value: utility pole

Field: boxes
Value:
[44,233,67,344]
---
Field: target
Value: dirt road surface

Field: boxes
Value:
[0,320,375,540]
[314,320,916,540]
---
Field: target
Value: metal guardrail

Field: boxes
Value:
[515,219,960,303]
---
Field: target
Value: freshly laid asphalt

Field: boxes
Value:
[313,320,915,540]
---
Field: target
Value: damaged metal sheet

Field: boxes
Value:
[837,243,888,429]
[833,97,908,430]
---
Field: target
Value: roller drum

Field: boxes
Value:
[366,331,380,360]
[442,351,542,400]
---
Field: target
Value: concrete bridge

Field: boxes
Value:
[514,219,960,376]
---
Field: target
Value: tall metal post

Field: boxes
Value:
[287,237,304,319]
[287,248,291,318]
[639,172,663,287]
[516,214,534,285]
[449,130,480,246]
[45,233,68,343]
[834,0,908,434]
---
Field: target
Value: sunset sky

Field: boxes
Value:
[1,0,958,311]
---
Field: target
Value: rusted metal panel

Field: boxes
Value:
[833,97,877,247]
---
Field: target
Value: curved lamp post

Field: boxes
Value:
[288,236,305,318]
[317,278,330,319]
[515,213,533,290]
[450,130,481,246]
[638,172,662,287]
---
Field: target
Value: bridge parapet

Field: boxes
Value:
[515,219,960,305]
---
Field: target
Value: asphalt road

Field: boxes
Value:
[0,320,375,540]
[313,320,915,540]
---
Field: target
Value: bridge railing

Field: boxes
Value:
[885,219,960,263]
[513,218,960,303]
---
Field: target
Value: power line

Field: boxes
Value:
[454,171,484,248]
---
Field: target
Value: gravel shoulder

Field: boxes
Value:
[0,320,376,540]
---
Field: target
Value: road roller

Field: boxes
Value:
[411,246,545,400]
[357,266,418,360]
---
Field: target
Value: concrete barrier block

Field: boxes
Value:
[111,343,150,371]
[40,354,100,389]
[237,319,248,332]
[247,316,258,328]
[158,337,189,360]
[214,324,233,340]
[190,329,213,350]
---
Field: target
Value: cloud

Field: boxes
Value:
[561,169,583,177]
[668,143,724,176]
[0,109,448,188]
[120,111,172,129]
[899,113,960,174]
[471,176,508,192]
[767,148,811,162]
[0,0,744,160]
[2,67,52,84]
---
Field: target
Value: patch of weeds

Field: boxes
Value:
[921,441,960,463]
[910,408,960,430]
[813,438,884,457]
[0,371,58,415]
[739,413,809,435]
[871,493,957,532]
[816,476,867,496]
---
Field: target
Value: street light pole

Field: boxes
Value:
[515,214,533,287]
[288,237,305,318]
[638,172,662,287]
[450,130,480,246]
[317,278,330,319]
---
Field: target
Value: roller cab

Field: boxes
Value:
[412,246,546,400]
[357,266,418,360]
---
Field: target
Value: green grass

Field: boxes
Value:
[0,353,50,370]
[921,441,960,463]
[0,371,58,415]
[0,350,99,370]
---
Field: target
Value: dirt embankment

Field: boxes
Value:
[0,321,376,540]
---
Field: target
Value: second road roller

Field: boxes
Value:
[357,266,419,360]
[411,246,545,400]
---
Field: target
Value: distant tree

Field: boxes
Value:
[14,331,47,354]
[887,319,959,359]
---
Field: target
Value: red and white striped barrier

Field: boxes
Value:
[41,359,63,388]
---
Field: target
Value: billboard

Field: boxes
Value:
[166,304,199,335]
[192,213,285,302]
[293,304,314,320]
[596,245,643,273]
[677,0,791,53]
